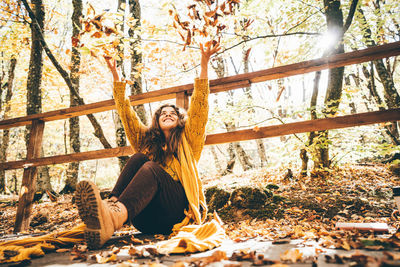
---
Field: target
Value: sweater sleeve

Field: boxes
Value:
[185,78,209,162]
[113,81,147,152]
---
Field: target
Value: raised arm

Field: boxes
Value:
[185,42,220,161]
[105,58,147,152]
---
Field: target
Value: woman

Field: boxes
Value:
[75,42,220,249]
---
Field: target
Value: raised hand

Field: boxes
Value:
[104,57,120,82]
[200,41,221,79]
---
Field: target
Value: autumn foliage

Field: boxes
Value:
[169,0,241,50]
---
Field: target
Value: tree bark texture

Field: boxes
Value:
[222,143,236,175]
[242,46,267,167]
[25,0,45,189]
[63,0,82,193]
[0,58,16,192]
[313,0,345,169]
[358,6,400,141]
[212,56,254,173]
[113,0,129,171]
[15,0,44,232]
[129,0,147,124]
[362,63,399,145]
[302,71,321,174]
[210,146,222,174]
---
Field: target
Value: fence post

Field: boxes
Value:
[14,119,45,233]
[176,91,189,110]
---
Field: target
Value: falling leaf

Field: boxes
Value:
[205,10,217,17]
[91,31,102,38]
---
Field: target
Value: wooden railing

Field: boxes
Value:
[2,41,400,231]
[0,41,399,170]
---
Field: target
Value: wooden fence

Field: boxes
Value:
[1,41,400,231]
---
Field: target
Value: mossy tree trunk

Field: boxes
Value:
[314,0,346,169]
[358,6,400,144]
[361,63,399,145]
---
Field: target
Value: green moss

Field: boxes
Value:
[266,184,279,190]
[230,187,268,209]
[205,186,230,211]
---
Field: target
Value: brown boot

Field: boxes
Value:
[75,180,128,249]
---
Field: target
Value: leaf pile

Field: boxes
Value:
[1,164,400,266]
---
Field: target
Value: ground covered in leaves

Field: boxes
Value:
[1,163,400,266]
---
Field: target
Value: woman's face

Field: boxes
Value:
[159,106,179,132]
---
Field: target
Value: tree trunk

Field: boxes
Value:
[222,143,236,175]
[300,71,321,175]
[210,146,222,174]
[212,56,254,173]
[225,121,254,171]
[25,0,44,162]
[25,0,44,139]
[0,58,16,192]
[113,0,129,171]
[37,165,53,193]
[129,0,147,124]
[14,0,44,232]
[61,0,82,194]
[210,96,223,173]
[358,6,400,142]
[362,63,399,145]
[314,0,345,169]
[242,46,267,167]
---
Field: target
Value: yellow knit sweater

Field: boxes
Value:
[113,79,226,253]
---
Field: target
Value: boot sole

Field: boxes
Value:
[75,181,102,249]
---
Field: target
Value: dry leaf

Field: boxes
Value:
[280,249,303,263]
[131,236,144,245]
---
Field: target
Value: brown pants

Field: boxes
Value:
[110,153,188,234]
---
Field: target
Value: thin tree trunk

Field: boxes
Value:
[301,71,321,175]
[212,56,254,172]
[210,146,222,174]
[61,0,82,193]
[242,46,267,167]
[129,0,147,124]
[0,58,16,192]
[358,6,400,142]
[113,0,129,171]
[362,63,400,145]
[210,96,223,173]
[222,143,236,175]
[225,121,254,171]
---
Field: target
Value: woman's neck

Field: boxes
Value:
[163,130,170,141]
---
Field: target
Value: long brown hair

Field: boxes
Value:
[139,104,186,165]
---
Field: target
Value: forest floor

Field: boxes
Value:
[1,163,400,266]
